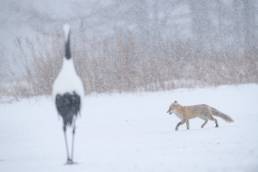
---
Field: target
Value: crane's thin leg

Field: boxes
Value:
[71,122,76,163]
[63,125,71,164]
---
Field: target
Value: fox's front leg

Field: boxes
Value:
[175,120,186,131]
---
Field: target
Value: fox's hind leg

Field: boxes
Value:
[175,120,186,131]
[186,120,190,130]
[201,119,208,128]
[211,117,219,128]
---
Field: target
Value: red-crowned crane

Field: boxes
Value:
[52,24,84,165]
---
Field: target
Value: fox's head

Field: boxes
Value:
[167,100,179,115]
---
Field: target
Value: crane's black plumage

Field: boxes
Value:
[55,91,80,126]
[64,30,71,60]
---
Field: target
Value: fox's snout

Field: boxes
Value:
[167,110,172,115]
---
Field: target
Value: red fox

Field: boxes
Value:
[167,101,234,131]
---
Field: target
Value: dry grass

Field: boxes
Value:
[2,32,258,98]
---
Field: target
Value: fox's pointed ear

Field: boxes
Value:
[174,100,178,104]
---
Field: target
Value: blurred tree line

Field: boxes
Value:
[0,0,258,97]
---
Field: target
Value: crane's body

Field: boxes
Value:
[52,24,84,165]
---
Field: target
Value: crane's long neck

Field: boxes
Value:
[62,24,77,78]
[64,24,71,60]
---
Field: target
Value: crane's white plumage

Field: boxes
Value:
[52,59,84,98]
[63,24,70,42]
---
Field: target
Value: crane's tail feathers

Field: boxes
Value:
[211,108,234,122]
[63,24,71,59]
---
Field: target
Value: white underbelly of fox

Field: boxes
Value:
[174,112,184,119]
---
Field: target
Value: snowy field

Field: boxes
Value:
[0,84,258,172]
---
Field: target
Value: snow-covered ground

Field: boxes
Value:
[0,84,258,172]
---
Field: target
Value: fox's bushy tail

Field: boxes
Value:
[211,107,234,122]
